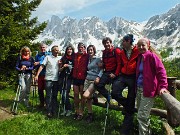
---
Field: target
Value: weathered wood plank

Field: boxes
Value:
[93,98,167,118]
[160,93,180,125]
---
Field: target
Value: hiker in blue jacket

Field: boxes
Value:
[34,43,51,108]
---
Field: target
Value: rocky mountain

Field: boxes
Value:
[143,4,180,48]
[35,4,180,57]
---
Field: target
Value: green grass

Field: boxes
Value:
[0,86,180,135]
[0,112,106,135]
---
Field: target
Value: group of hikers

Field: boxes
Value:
[15,34,169,135]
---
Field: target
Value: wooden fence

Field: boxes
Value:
[92,77,180,127]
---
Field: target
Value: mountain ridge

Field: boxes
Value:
[35,4,180,57]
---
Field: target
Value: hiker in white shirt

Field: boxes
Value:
[35,45,61,118]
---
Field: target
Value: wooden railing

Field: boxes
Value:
[161,77,180,127]
[92,77,180,127]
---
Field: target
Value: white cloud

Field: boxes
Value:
[31,0,105,22]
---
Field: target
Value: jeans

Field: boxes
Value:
[59,77,72,110]
[45,80,58,115]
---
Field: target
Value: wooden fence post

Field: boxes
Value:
[166,77,179,126]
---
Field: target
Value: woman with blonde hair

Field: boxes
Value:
[136,38,169,135]
[15,46,34,107]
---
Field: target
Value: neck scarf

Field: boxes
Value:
[22,54,30,60]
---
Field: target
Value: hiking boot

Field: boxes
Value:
[85,113,93,123]
[60,111,66,116]
[66,110,72,117]
[76,114,83,121]
[73,113,78,120]
[120,114,134,135]
[47,113,52,118]
[38,103,44,109]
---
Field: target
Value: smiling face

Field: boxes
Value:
[137,39,149,54]
[78,44,85,54]
[87,46,95,57]
[103,40,113,51]
[66,47,73,56]
[40,44,47,52]
[51,46,59,57]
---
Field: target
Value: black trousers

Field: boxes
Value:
[95,72,114,99]
[111,74,136,115]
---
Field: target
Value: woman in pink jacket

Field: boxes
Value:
[136,38,169,135]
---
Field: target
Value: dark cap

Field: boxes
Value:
[123,34,135,43]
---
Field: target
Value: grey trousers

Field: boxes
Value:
[19,73,32,106]
[136,87,154,135]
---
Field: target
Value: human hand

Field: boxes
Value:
[34,62,40,66]
[34,76,38,82]
[64,64,69,68]
[94,77,100,84]
[109,73,116,79]
[21,65,27,70]
[159,88,169,95]
[58,60,62,65]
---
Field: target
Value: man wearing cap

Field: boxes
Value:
[111,34,139,135]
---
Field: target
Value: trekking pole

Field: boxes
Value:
[32,76,38,110]
[11,73,23,114]
[63,71,68,115]
[103,83,112,135]
[58,77,65,118]
[58,70,69,118]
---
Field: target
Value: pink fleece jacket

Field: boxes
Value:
[136,51,168,97]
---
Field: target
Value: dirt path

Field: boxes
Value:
[0,107,14,121]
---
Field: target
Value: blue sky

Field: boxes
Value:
[32,0,179,22]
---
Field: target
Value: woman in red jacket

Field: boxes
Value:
[72,42,89,120]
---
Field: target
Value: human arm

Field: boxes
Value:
[15,56,21,71]
[113,48,121,78]
[34,56,48,81]
[153,54,168,93]
[34,65,44,81]
[34,55,40,66]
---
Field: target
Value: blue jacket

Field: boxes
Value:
[16,56,34,74]
[35,51,51,76]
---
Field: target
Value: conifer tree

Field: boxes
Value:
[0,0,47,83]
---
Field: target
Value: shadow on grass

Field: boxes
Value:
[0,99,13,108]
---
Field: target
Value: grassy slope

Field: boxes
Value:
[0,87,180,135]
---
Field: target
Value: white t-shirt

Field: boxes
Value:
[42,55,61,81]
